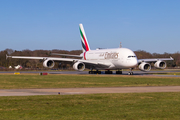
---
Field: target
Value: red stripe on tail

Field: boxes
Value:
[83,35,89,51]
[84,52,86,60]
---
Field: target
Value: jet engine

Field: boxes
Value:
[43,59,55,68]
[73,62,85,71]
[139,62,151,71]
[154,61,166,69]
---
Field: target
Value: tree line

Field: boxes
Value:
[0,49,179,69]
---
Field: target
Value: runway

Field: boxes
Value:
[0,70,180,77]
[0,69,180,74]
[0,86,180,96]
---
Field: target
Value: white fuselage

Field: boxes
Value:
[83,48,138,70]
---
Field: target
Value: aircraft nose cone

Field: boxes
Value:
[131,58,138,67]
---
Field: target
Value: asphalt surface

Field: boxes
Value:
[1,70,180,78]
[0,86,180,96]
[0,69,180,76]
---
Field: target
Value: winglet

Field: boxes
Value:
[6,54,12,60]
[170,56,174,60]
[6,54,8,60]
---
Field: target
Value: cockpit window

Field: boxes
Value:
[128,56,136,58]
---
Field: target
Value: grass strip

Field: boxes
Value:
[153,72,180,75]
[0,74,180,89]
[0,92,180,120]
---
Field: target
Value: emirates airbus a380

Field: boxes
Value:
[7,24,174,75]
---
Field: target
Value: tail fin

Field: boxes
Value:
[79,24,90,52]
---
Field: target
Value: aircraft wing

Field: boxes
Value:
[51,53,83,58]
[138,57,174,63]
[7,55,77,62]
[6,55,111,68]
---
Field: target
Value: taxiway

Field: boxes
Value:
[0,69,180,76]
[0,86,180,96]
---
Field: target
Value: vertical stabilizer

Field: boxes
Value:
[79,24,90,52]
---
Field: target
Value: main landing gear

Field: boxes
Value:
[116,70,122,74]
[88,69,134,75]
[89,70,113,74]
[105,70,113,74]
[89,70,101,74]
[88,70,123,74]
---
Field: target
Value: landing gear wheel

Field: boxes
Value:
[95,70,101,74]
[98,71,101,74]
[128,72,133,75]
[89,71,101,74]
[105,71,113,74]
[116,71,122,74]
[89,71,94,74]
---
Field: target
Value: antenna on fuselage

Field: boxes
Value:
[120,42,122,48]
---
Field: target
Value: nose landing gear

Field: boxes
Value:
[128,68,134,75]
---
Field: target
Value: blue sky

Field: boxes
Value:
[0,0,180,53]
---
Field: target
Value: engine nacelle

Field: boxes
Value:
[139,62,151,71]
[73,62,85,71]
[43,59,55,68]
[154,61,166,69]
